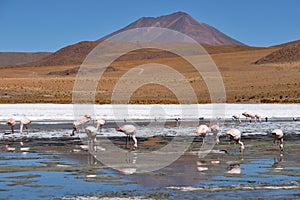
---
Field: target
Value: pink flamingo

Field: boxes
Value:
[255,114,262,123]
[84,126,98,151]
[116,125,138,149]
[242,112,256,123]
[71,114,92,136]
[96,119,106,132]
[216,128,245,153]
[271,129,284,151]
[85,119,106,143]
[197,124,219,137]
[232,114,241,123]
[81,120,106,151]
[197,124,209,137]
[211,124,219,134]
[20,118,31,134]
[6,118,16,134]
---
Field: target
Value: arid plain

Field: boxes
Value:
[0,45,299,104]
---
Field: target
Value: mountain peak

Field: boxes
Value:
[102,11,245,46]
[13,12,246,67]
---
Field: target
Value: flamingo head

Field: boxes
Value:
[97,119,106,126]
[83,114,92,119]
[116,126,123,132]
[97,119,106,129]
[240,145,245,153]
[211,124,219,133]
[6,118,16,126]
[215,137,220,144]
[242,112,248,116]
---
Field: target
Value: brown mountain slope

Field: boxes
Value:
[101,11,245,46]
[17,41,98,67]
[254,40,300,64]
[0,52,51,68]
[13,11,246,67]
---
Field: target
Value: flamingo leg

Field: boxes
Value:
[24,124,29,134]
[234,142,237,154]
[226,141,231,152]
[125,135,129,148]
[71,126,77,136]
[279,138,284,152]
[129,135,132,149]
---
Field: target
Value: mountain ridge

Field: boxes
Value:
[8,11,247,67]
[100,11,245,46]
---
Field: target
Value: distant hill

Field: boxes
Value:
[13,11,246,67]
[254,40,300,64]
[0,52,51,68]
[273,39,300,48]
[18,41,98,67]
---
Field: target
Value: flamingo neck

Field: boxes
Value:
[20,124,23,133]
[132,135,138,148]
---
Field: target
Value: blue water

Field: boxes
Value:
[0,121,299,199]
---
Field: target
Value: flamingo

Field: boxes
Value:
[216,128,245,153]
[85,119,106,143]
[6,118,16,134]
[71,114,92,136]
[196,124,209,137]
[271,129,284,151]
[84,126,98,151]
[197,124,219,137]
[116,125,138,149]
[242,112,256,123]
[210,124,219,134]
[255,114,262,123]
[232,114,241,123]
[20,118,31,134]
[96,119,106,132]
[81,120,106,151]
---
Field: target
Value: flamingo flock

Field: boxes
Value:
[242,112,262,123]
[5,117,31,134]
[71,115,138,150]
[195,110,285,153]
[2,112,286,154]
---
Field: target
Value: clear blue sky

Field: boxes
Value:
[1,0,300,52]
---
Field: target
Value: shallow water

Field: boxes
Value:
[0,121,299,199]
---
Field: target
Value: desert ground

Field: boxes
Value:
[0,46,299,104]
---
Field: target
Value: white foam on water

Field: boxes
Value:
[167,183,300,192]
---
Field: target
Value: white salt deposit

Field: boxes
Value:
[0,103,299,121]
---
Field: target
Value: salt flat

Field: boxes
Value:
[0,104,299,121]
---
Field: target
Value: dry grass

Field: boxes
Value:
[0,47,299,104]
